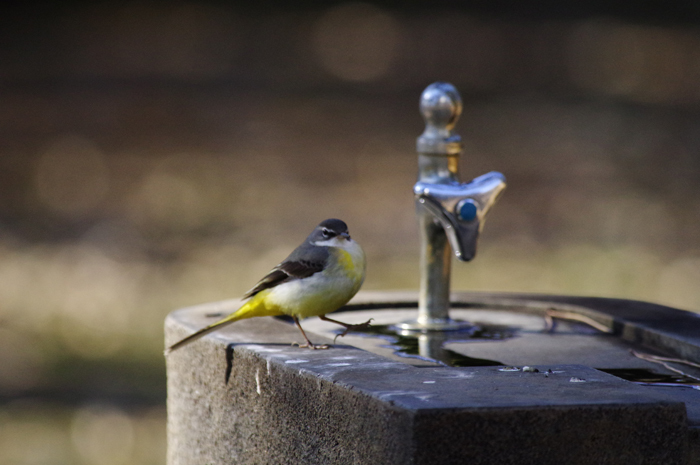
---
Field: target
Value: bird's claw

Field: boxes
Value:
[333,318,374,343]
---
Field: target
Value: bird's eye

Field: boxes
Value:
[322,228,333,238]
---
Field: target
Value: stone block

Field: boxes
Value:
[165,297,689,464]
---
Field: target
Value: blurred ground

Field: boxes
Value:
[2,2,700,464]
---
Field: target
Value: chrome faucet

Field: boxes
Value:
[397,82,506,332]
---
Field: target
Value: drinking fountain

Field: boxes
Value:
[165,82,700,464]
[398,81,505,332]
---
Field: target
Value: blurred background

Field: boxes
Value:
[2,1,700,463]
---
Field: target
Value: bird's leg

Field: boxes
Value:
[292,316,329,350]
[319,315,374,342]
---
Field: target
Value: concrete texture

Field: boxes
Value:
[165,292,698,464]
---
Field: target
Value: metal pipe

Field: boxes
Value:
[417,83,461,327]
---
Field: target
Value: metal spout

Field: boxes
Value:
[397,82,506,332]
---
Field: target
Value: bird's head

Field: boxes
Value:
[309,218,352,246]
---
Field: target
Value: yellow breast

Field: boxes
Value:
[265,240,366,318]
[334,246,366,284]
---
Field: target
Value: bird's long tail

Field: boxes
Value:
[164,292,281,355]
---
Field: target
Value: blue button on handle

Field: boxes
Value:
[456,199,478,222]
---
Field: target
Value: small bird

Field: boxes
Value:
[165,219,369,354]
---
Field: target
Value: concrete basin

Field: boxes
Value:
[165,291,700,464]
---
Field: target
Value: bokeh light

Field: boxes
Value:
[313,3,401,82]
[568,19,700,103]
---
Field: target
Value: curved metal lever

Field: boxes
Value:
[414,171,506,261]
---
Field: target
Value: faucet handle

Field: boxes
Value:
[414,171,506,261]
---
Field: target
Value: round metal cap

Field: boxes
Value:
[417,82,463,155]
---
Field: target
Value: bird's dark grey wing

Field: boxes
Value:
[242,246,328,299]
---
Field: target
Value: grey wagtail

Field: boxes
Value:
[165,219,369,353]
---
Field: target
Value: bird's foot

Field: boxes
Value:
[292,342,330,350]
[333,318,374,343]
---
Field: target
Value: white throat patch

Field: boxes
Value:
[312,237,351,248]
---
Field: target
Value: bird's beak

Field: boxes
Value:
[340,232,351,240]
